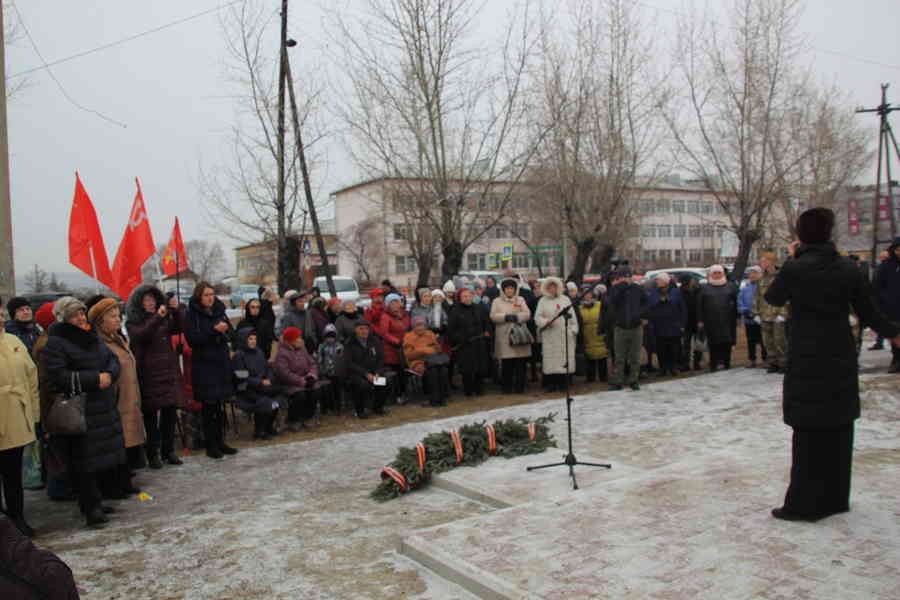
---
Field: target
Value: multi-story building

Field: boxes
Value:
[332,176,748,284]
[233,220,337,286]
[840,182,900,260]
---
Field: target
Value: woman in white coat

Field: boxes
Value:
[534,277,579,392]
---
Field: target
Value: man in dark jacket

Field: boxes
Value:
[606,269,648,391]
[344,320,388,418]
[765,208,900,522]
[647,273,687,376]
[876,237,900,372]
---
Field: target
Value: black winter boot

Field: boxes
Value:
[147,451,163,470]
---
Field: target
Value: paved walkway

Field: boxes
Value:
[25,348,900,599]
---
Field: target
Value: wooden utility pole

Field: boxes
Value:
[284,43,336,297]
[0,7,16,300]
[275,0,291,292]
[856,84,900,260]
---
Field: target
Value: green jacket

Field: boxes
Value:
[752,271,788,321]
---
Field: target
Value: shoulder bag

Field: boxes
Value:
[45,372,88,436]
[509,322,535,347]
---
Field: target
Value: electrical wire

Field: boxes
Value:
[7,0,246,80]
[10,1,127,128]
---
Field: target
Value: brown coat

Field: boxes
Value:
[402,329,441,374]
[489,293,532,360]
[100,331,146,449]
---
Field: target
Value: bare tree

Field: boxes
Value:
[336,215,384,286]
[530,0,666,284]
[331,0,541,282]
[198,0,327,292]
[4,1,31,101]
[184,240,226,284]
[667,0,814,280]
[24,264,47,293]
[47,272,69,292]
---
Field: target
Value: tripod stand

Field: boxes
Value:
[527,303,610,489]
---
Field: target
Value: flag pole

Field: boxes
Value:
[88,244,99,294]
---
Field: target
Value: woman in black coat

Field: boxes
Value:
[448,289,489,396]
[125,285,183,469]
[236,293,277,360]
[765,209,900,522]
[185,282,237,460]
[696,265,738,371]
[232,328,283,439]
[43,297,125,528]
[679,276,702,370]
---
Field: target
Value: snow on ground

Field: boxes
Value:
[24,347,900,599]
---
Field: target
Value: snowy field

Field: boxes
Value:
[25,347,900,599]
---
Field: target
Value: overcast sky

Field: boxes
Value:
[6,0,900,284]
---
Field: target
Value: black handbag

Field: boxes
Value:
[509,322,535,346]
[425,353,450,367]
[45,372,88,436]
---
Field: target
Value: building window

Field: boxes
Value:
[657,224,672,238]
[658,249,672,262]
[655,198,670,214]
[508,222,529,238]
[673,224,686,238]
[395,256,417,274]
[643,250,657,263]
[689,225,701,238]
[641,199,654,215]
[393,223,411,241]
[512,253,530,269]
[701,200,713,215]
[467,253,487,270]
[673,249,683,263]
[641,224,656,238]
[702,224,714,238]
[494,224,509,238]
[703,249,716,264]
[672,199,685,213]
[689,249,702,263]
[687,200,700,215]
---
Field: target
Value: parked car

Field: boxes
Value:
[644,267,708,285]
[231,284,261,309]
[313,276,360,304]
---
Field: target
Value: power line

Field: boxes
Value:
[10,1,127,128]
[7,0,246,80]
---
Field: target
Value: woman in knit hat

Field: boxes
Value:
[273,326,321,430]
[0,297,41,537]
[88,296,145,495]
[43,296,126,528]
[376,292,410,404]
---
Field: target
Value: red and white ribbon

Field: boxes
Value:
[415,442,427,472]
[528,423,537,441]
[381,466,409,492]
[484,424,497,454]
[449,429,464,463]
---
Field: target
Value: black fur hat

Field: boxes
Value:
[796,207,835,244]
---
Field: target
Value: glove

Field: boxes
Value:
[754,316,762,325]
[775,315,785,323]
[505,314,518,323]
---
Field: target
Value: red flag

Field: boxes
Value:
[68,172,115,288]
[111,178,156,299]
[161,217,188,276]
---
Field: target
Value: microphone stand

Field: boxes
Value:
[527,298,611,490]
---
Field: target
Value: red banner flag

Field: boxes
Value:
[68,172,115,288]
[111,178,156,299]
[161,217,188,276]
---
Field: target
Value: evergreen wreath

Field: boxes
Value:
[372,414,557,501]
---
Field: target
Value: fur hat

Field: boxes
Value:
[796,207,835,244]
[87,297,119,324]
[6,296,30,318]
[53,296,87,322]
[594,284,607,296]
[431,289,445,299]
[500,278,518,291]
[282,327,303,344]
[35,302,55,330]
[566,281,578,292]
[442,280,456,294]
[385,293,402,306]
[323,323,337,338]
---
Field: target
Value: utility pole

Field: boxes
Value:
[0,7,16,300]
[275,0,290,292]
[283,32,336,297]
[856,84,900,261]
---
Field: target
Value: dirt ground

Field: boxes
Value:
[216,327,797,451]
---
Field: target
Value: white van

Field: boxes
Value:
[313,276,360,304]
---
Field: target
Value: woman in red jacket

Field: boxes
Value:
[375,293,410,403]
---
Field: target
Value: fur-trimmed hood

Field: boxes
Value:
[126,284,166,326]
[540,277,564,298]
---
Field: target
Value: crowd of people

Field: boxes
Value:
[1,216,899,537]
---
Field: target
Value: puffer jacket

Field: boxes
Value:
[375,308,410,366]
[0,333,39,452]
[125,285,182,411]
[0,516,80,599]
[402,328,441,374]
[578,301,608,360]
[272,340,318,395]
[43,322,125,473]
